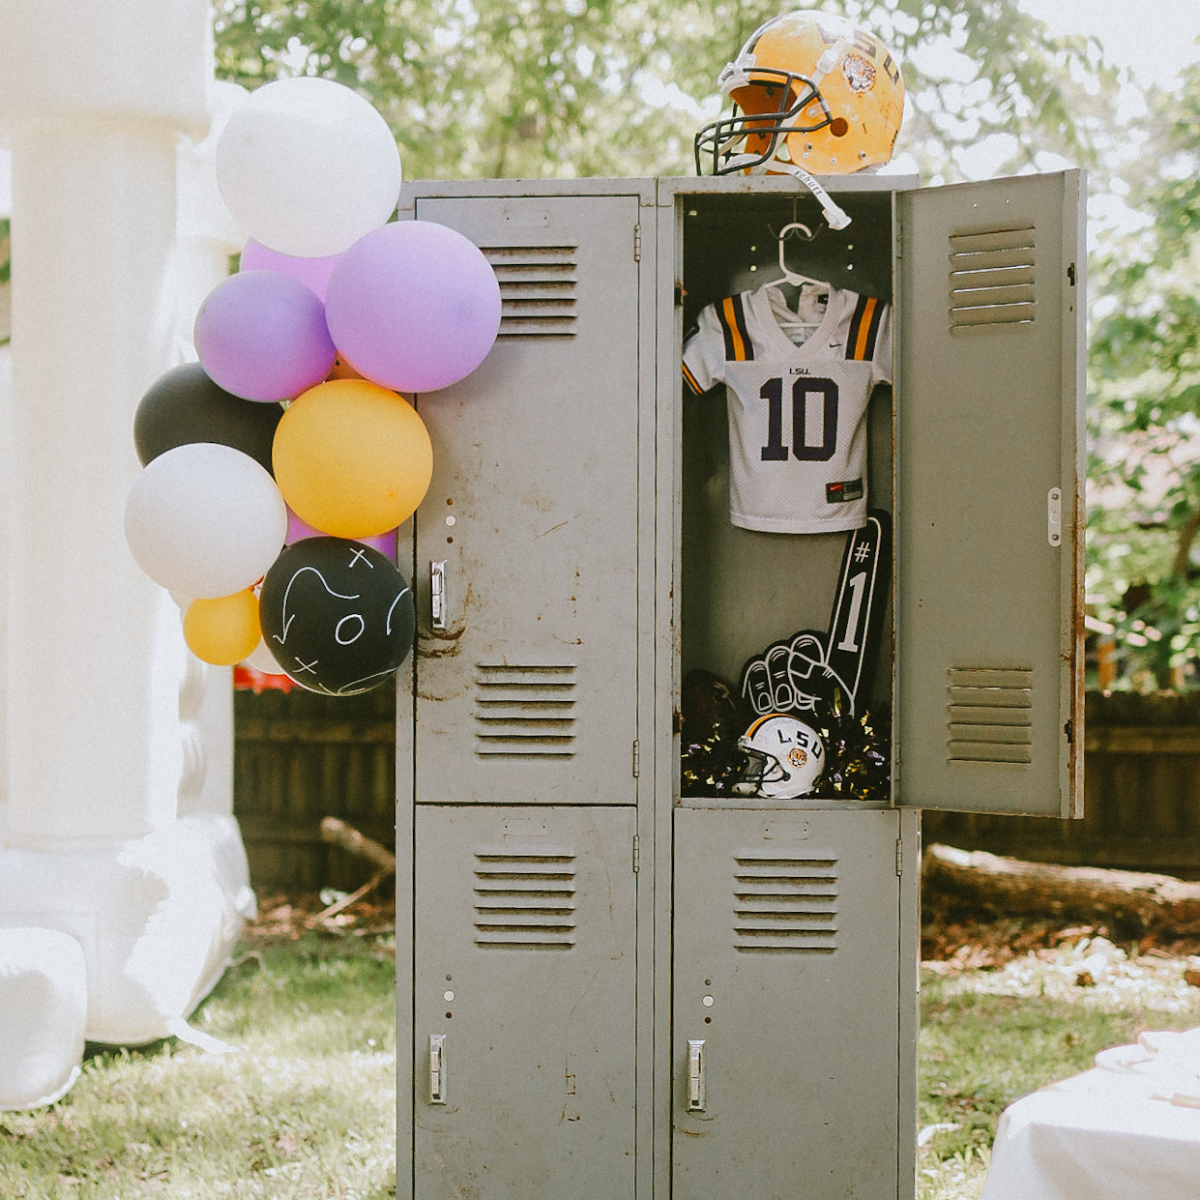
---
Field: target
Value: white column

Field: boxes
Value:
[0,1,214,846]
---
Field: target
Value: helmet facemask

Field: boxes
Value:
[694,72,833,176]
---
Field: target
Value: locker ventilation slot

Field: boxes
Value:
[482,245,578,338]
[947,667,1033,764]
[473,846,576,950]
[948,225,1035,333]
[474,663,577,757]
[733,852,838,953]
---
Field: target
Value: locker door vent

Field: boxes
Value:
[732,851,838,953]
[473,846,576,950]
[947,667,1033,764]
[948,225,1035,334]
[473,663,577,758]
[482,245,578,338]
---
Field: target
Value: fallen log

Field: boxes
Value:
[922,843,1200,936]
[309,817,398,929]
[319,816,396,874]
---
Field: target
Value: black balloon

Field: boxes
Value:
[134,362,283,475]
[258,538,415,696]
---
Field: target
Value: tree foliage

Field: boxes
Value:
[212,0,1112,183]
[1087,60,1200,688]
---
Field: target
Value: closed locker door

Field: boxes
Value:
[672,808,900,1200]
[412,193,642,804]
[414,805,638,1200]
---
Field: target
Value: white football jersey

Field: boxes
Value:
[682,284,892,534]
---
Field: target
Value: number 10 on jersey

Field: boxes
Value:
[760,376,839,463]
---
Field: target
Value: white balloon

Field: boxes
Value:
[243,638,288,676]
[125,443,287,599]
[215,77,401,258]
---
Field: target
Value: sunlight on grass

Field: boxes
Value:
[0,930,396,1200]
[918,942,1200,1200]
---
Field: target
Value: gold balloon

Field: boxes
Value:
[184,590,262,666]
[272,378,432,538]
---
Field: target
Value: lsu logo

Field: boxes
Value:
[842,53,877,93]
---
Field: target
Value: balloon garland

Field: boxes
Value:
[123,77,501,694]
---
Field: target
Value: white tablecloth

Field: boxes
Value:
[981,1030,1200,1200]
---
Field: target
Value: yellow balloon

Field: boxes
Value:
[184,590,262,666]
[272,378,432,538]
[325,353,367,381]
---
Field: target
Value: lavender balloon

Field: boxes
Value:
[239,238,341,302]
[324,221,502,394]
[194,270,337,402]
[285,505,397,562]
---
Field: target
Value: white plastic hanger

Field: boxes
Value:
[761,221,830,330]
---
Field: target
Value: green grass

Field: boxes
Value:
[0,929,396,1200]
[2,922,1195,1200]
[917,947,1200,1200]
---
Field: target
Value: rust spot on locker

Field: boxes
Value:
[418,629,465,660]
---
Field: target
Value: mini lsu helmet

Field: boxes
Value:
[733,713,826,799]
[694,11,905,178]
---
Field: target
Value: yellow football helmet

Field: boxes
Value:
[695,11,905,178]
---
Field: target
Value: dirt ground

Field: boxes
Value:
[921,887,1200,971]
[243,889,398,945]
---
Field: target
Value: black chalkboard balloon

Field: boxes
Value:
[134,362,284,475]
[258,537,415,695]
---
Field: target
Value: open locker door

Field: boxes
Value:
[895,171,1085,816]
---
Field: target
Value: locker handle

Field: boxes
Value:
[429,1033,447,1104]
[430,560,447,630]
[687,1039,706,1112]
[1047,488,1062,548]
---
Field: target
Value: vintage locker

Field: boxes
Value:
[413,805,638,1199]
[397,168,1085,1200]
[408,188,653,807]
[672,808,902,1200]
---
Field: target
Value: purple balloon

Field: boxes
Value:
[194,271,337,402]
[285,505,397,562]
[324,220,502,393]
[239,238,341,302]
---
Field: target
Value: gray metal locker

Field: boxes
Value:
[413,806,638,1199]
[894,172,1086,818]
[410,189,650,806]
[397,168,1085,1200]
[672,808,901,1200]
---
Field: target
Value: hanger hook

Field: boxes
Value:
[766,219,818,242]
[780,221,815,242]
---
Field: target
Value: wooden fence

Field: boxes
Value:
[234,685,395,892]
[234,688,1200,889]
[924,691,1200,881]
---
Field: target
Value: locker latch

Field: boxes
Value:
[430,560,447,630]
[429,1033,447,1104]
[1047,488,1063,548]
[687,1039,706,1112]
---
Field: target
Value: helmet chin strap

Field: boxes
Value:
[727,154,852,230]
[771,162,852,230]
[777,33,852,230]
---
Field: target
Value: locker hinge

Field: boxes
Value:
[632,739,640,777]
[632,835,640,873]
[1067,262,1077,287]
[895,838,904,877]
[633,223,642,262]
[894,223,902,261]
